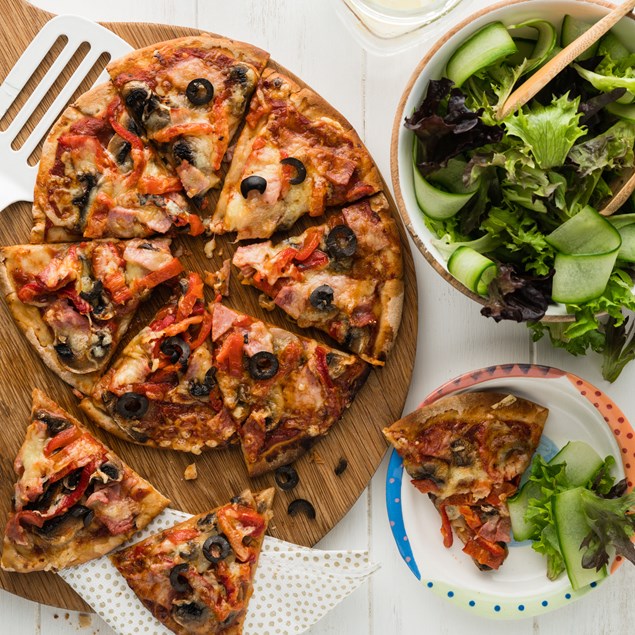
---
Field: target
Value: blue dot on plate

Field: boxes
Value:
[590,582,597,588]
[494,605,501,612]
[518,605,525,611]
[542,601,549,607]
[565,593,572,600]
[469,600,476,607]
[447,591,454,598]
[427,582,433,588]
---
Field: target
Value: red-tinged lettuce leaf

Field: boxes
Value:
[481,263,552,322]
[405,79,504,176]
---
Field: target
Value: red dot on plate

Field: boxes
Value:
[577,380,583,386]
[623,448,629,454]
[619,417,625,423]
[627,433,634,439]
[594,403,600,408]
[615,429,621,436]
[607,404,613,410]
[617,556,623,562]
[626,464,631,469]
[604,417,610,422]
[595,391,602,397]
[629,481,633,488]
[581,391,587,396]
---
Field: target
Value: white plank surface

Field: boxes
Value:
[2,0,635,633]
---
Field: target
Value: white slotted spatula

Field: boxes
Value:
[0,14,133,210]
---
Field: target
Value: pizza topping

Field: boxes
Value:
[309,284,334,311]
[287,498,316,520]
[189,367,217,397]
[125,87,150,121]
[248,351,279,380]
[173,139,194,164]
[68,504,95,527]
[54,342,74,361]
[240,175,268,198]
[115,392,149,419]
[202,534,231,563]
[186,78,214,106]
[160,336,191,366]
[274,465,299,491]
[326,224,357,259]
[169,563,192,593]
[172,601,208,628]
[280,157,306,185]
[36,411,72,436]
[334,457,348,476]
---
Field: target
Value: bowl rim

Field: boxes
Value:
[390,0,628,324]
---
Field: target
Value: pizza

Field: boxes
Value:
[32,82,201,243]
[232,193,403,364]
[210,302,370,476]
[208,68,383,239]
[0,238,183,393]
[81,271,237,453]
[1,389,169,573]
[111,488,274,635]
[383,392,548,570]
[107,34,269,205]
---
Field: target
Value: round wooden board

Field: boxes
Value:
[0,0,418,612]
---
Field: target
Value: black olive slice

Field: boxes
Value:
[69,505,95,527]
[326,225,357,259]
[189,367,217,397]
[203,534,231,563]
[186,78,214,105]
[125,87,149,120]
[79,280,104,306]
[115,392,149,419]
[275,465,299,491]
[280,157,307,185]
[99,463,120,481]
[36,412,71,436]
[116,140,132,164]
[54,343,74,360]
[173,139,194,164]
[309,285,334,311]
[240,175,267,198]
[248,351,279,380]
[169,563,192,593]
[287,498,316,520]
[160,336,191,366]
[34,514,70,536]
[63,469,82,492]
[334,458,348,476]
[173,602,207,624]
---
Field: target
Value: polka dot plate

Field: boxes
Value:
[386,363,635,619]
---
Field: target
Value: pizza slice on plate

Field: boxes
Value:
[0,238,183,393]
[111,488,274,635]
[233,193,403,364]
[210,302,370,476]
[383,392,548,570]
[107,35,269,204]
[81,271,237,453]
[1,389,169,573]
[32,82,201,243]
[209,68,383,239]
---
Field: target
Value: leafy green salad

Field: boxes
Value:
[406,16,635,381]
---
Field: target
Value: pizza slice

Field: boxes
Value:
[32,82,202,243]
[107,34,269,205]
[1,389,169,573]
[111,488,274,635]
[0,238,183,393]
[383,392,548,570]
[233,193,403,364]
[209,68,383,240]
[210,302,369,476]
[81,271,237,453]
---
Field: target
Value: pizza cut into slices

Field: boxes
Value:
[1,389,169,573]
[81,271,237,453]
[383,392,548,571]
[210,302,370,476]
[32,82,202,243]
[232,193,403,364]
[209,68,383,239]
[107,35,269,205]
[111,488,274,635]
[0,238,183,393]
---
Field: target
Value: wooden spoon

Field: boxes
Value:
[600,167,635,216]
[497,0,635,120]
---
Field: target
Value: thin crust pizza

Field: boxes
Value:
[383,392,548,570]
[210,302,370,476]
[209,68,383,239]
[0,238,183,393]
[233,193,403,364]
[111,488,274,635]
[1,389,169,573]
[81,271,237,453]
[32,82,201,243]
[107,34,269,204]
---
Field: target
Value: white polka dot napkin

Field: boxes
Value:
[59,508,379,635]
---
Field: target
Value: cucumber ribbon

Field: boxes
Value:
[507,19,558,75]
[447,246,497,296]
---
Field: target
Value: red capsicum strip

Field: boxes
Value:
[216,332,244,377]
[176,272,204,321]
[314,346,333,389]
[44,426,82,457]
[135,258,184,292]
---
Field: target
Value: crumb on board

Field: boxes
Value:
[184,463,198,480]
[204,259,231,297]
[309,449,325,465]
[204,237,216,259]
[78,613,92,628]
[258,293,276,311]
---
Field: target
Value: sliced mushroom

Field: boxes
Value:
[36,412,71,436]
[173,139,194,164]
[172,601,209,628]
[54,342,74,361]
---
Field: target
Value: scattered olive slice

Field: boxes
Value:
[326,225,357,259]
[115,392,149,419]
[203,534,231,563]
[160,336,191,366]
[287,498,316,520]
[309,285,334,311]
[186,78,214,106]
[169,563,192,593]
[69,505,94,527]
[248,351,279,380]
[275,465,299,491]
[240,175,267,199]
[54,342,74,360]
[280,157,307,185]
[173,139,194,164]
[334,458,348,476]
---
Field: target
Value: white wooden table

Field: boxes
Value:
[2,0,634,632]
